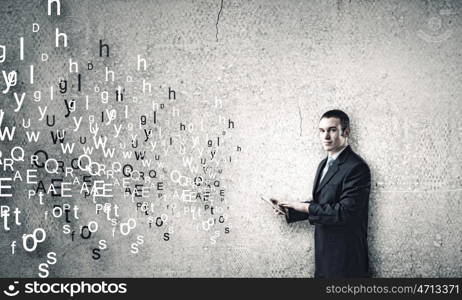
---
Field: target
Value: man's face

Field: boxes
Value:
[318,117,349,153]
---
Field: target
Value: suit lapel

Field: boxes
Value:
[312,157,327,198]
[315,163,339,193]
[314,145,352,195]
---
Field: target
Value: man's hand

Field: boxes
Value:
[279,201,309,213]
[270,198,287,216]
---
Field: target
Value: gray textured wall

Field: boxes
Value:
[0,0,461,277]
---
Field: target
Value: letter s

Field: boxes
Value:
[118,283,127,293]
[47,252,57,265]
[98,239,107,250]
[92,248,101,260]
[38,263,49,278]
[163,232,170,241]
[63,224,71,234]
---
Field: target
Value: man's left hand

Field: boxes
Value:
[279,201,309,213]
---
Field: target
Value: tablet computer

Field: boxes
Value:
[260,196,286,214]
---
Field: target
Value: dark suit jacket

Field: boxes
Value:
[286,145,371,278]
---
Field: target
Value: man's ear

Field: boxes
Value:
[342,128,350,137]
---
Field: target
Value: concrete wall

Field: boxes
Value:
[0,0,461,277]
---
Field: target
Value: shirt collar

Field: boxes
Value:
[328,144,348,161]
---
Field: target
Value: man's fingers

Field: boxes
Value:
[272,206,285,215]
[269,198,288,215]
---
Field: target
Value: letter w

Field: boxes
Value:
[60,142,75,154]
[93,135,107,149]
[182,156,198,173]
[26,131,40,142]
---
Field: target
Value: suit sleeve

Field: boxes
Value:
[285,201,311,223]
[286,163,371,225]
[306,163,371,226]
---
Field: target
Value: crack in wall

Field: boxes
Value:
[215,0,224,42]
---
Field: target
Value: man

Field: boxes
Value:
[271,109,371,278]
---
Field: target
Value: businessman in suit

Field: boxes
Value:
[271,109,371,278]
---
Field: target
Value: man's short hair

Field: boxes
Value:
[320,109,350,132]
